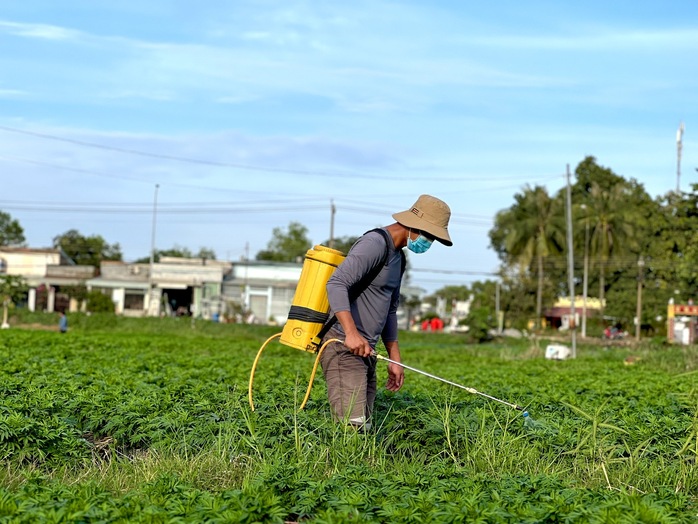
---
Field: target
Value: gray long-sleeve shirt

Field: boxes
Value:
[326,229,403,348]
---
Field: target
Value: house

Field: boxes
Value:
[3,246,427,326]
[86,257,230,318]
[544,296,604,330]
[222,259,302,324]
[222,258,424,327]
[0,247,96,312]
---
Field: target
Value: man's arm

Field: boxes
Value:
[326,234,385,357]
[334,310,372,357]
[383,339,404,391]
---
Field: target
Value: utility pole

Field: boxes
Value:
[148,184,160,316]
[581,205,590,338]
[243,242,249,311]
[495,280,502,335]
[565,164,577,358]
[329,199,336,248]
[676,122,684,194]
[636,257,645,341]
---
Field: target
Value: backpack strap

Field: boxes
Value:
[313,228,405,346]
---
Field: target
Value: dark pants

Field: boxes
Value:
[320,330,377,429]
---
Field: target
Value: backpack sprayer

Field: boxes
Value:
[248,245,346,411]
[248,242,527,419]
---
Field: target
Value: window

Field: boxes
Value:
[124,290,145,310]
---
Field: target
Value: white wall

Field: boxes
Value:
[0,250,61,277]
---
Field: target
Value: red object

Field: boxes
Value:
[430,317,444,332]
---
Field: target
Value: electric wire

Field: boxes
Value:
[0,126,565,185]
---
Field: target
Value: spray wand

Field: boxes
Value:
[376,354,529,417]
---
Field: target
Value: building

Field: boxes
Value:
[87,257,230,318]
[222,260,302,324]
[3,247,425,326]
[544,296,604,330]
[0,247,95,312]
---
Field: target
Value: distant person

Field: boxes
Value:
[422,319,430,331]
[321,194,453,430]
[58,311,68,333]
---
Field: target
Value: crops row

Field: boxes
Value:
[1,320,697,522]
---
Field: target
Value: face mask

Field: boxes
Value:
[407,230,433,254]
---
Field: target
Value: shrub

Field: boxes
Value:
[86,291,115,313]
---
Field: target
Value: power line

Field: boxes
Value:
[0,199,495,227]
[410,267,497,276]
[0,126,465,181]
[0,125,562,185]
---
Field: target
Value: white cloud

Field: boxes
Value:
[0,20,82,40]
[464,27,698,52]
[0,88,26,98]
[99,90,178,102]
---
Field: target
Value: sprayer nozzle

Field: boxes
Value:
[522,411,529,417]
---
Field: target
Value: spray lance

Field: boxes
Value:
[374,353,530,419]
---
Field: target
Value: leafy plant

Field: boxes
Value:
[0,321,696,522]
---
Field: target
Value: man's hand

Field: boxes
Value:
[344,329,373,357]
[385,361,404,391]
[335,311,373,357]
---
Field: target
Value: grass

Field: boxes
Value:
[1,314,697,522]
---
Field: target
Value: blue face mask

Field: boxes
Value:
[407,230,433,254]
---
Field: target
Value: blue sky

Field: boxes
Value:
[1,1,696,292]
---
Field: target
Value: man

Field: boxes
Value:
[321,194,453,429]
[58,311,68,333]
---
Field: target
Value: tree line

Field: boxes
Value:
[0,213,219,268]
[479,156,695,336]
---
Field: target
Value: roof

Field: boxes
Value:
[0,247,61,255]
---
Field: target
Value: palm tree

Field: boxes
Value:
[584,182,639,315]
[493,185,565,331]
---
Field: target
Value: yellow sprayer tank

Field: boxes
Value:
[280,245,345,352]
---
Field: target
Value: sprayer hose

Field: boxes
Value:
[299,338,340,410]
[248,334,341,412]
[248,332,282,411]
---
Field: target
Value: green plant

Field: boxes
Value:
[85,291,115,313]
[0,321,696,522]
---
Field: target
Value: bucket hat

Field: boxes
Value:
[393,194,452,246]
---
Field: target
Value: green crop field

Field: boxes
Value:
[1,315,697,523]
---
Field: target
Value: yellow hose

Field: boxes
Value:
[248,334,342,412]
[248,332,281,411]
[298,338,340,410]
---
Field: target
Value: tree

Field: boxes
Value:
[490,185,565,331]
[0,211,26,247]
[584,182,641,315]
[0,275,28,328]
[639,184,698,332]
[570,157,652,318]
[134,245,217,263]
[196,247,217,261]
[61,284,88,311]
[256,222,312,262]
[574,155,629,194]
[53,230,122,267]
[134,245,191,263]
[433,285,471,304]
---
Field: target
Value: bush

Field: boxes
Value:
[465,306,494,343]
[86,291,115,313]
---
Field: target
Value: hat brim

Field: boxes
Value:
[393,211,453,246]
